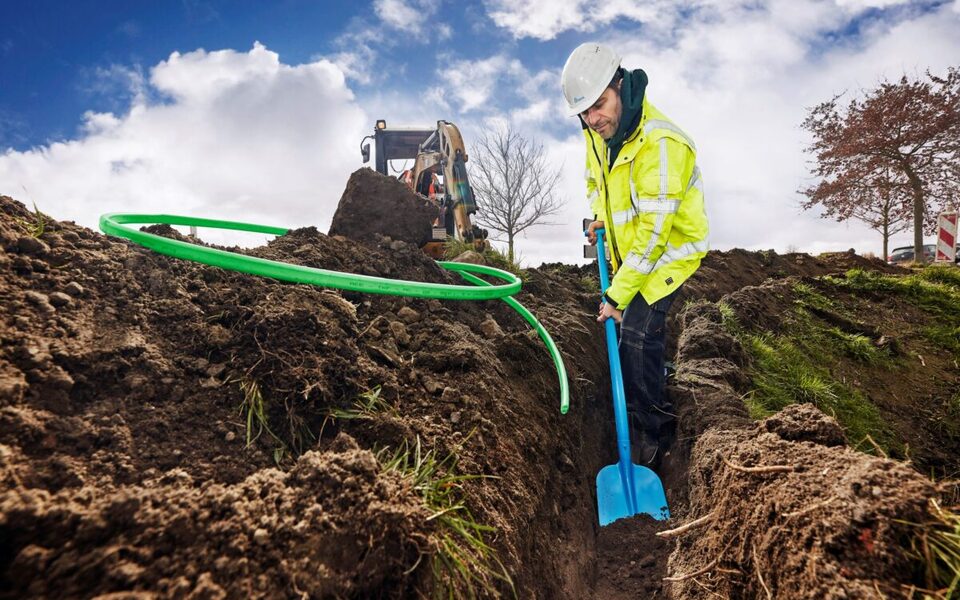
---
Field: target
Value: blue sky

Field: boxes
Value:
[1,0,959,265]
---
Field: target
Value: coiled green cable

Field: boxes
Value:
[100,213,569,413]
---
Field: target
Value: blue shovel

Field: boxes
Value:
[592,228,670,526]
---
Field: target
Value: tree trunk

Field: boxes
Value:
[904,163,926,264]
[507,233,514,264]
[882,219,889,261]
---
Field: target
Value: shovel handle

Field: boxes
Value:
[592,229,638,515]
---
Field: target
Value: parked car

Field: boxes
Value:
[887,244,935,265]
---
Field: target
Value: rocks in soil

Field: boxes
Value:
[16,236,48,255]
[479,316,504,338]
[48,291,72,308]
[396,306,420,324]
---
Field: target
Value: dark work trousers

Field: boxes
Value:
[617,287,680,443]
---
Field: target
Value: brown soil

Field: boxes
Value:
[328,167,440,246]
[0,168,951,598]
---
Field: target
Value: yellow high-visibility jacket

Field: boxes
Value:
[586,97,709,308]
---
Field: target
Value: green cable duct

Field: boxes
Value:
[99,213,569,414]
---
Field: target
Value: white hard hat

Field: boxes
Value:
[561,43,621,117]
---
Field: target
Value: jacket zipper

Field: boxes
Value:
[589,134,622,267]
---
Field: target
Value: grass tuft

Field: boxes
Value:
[826,328,883,363]
[918,265,960,290]
[14,202,47,238]
[443,238,526,281]
[238,378,287,465]
[320,386,395,439]
[716,301,740,333]
[380,437,513,599]
[906,499,960,598]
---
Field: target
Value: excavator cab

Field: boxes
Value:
[361,119,488,258]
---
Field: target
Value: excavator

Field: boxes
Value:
[360,119,489,259]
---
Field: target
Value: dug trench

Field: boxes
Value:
[0,169,954,598]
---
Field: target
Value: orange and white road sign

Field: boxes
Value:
[936,211,958,263]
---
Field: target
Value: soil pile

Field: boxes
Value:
[0,170,951,599]
[666,298,948,597]
[328,167,439,246]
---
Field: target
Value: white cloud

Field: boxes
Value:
[375,0,424,33]
[0,43,368,244]
[493,1,960,267]
[483,0,932,40]
[323,0,447,84]
[835,0,913,8]
[483,0,694,40]
[431,54,526,112]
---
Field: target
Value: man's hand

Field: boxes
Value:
[597,301,622,323]
[585,220,605,246]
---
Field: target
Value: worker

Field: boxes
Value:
[562,43,709,468]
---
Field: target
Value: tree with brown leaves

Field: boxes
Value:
[801,68,960,261]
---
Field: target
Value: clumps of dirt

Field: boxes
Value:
[762,402,847,447]
[329,167,440,246]
[663,285,948,598]
[596,515,671,599]
[1,432,429,599]
[675,247,901,308]
[671,302,752,440]
[0,193,615,599]
[0,181,951,599]
[671,414,939,598]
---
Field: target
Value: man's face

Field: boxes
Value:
[580,84,622,141]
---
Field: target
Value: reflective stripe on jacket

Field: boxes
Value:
[584,98,709,308]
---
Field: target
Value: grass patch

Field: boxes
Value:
[825,327,884,364]
[443,238,526,281]
[906,500,960,599]
[319,386,396,439]
[716,300,739,333]
[917,265,960,290]
[793,281,840,313]
[740,328,896,456]
[922,324,960,357]
[238,378,287,464]
[829,269,960,320]
[380,437,513,599]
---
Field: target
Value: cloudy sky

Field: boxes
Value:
[1,0,958,265]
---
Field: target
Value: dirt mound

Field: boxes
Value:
[665,293,949,598]
[0,188,949,599]
[0,194,612,598]
[328,168,440,246]
[2,433,427,598]
[677,247,901,305]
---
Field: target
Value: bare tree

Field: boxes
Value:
[468,125,564,262]
[801,67,960,261]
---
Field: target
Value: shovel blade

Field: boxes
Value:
[596,463,670,526]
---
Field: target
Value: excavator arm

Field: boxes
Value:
[361,119,489,258]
